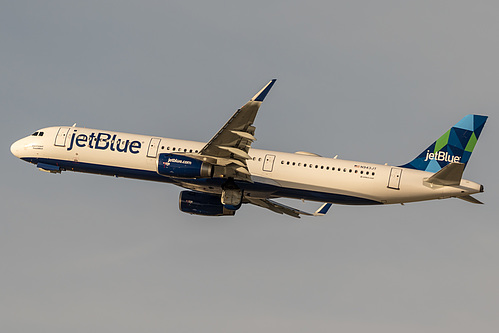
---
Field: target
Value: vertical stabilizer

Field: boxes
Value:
[400,114,487,172]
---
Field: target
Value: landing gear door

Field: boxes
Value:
[388,167,403,190]
[263,154,276,172]
[54,127,71,147]
[147,138,161,158]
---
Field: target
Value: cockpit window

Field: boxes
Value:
[32,132,39,136]
[38,132,44,136]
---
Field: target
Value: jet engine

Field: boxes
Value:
[157,153,213,178]
[179,191,237,216]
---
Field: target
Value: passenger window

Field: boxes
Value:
[173,147,176,151]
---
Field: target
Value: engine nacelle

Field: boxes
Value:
[157,153,213,178]
[179,191,236,216]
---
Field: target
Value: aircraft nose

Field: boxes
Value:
[10,139,23,158]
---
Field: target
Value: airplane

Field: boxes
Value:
[10,79,488,218]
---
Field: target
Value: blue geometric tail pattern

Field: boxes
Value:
[400,114,488,173]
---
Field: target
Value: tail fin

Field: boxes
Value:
[400,114,488,172]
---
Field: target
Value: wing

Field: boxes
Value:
[198,79,276,181]
[246,198,332,218]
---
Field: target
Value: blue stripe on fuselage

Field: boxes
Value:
[22,157,173,184]
[21,157,381,205]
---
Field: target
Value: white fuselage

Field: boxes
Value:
[10,126,483,205]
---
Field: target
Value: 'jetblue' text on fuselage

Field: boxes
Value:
[67,131,141,154]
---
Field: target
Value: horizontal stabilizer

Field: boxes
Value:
[426,162,465,186]
[458,195,484,204]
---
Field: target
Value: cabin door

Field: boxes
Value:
[388,167,403,190]
[54,127,71,147]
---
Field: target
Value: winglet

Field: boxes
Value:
[313,203,332,216]
[251,79,277,102]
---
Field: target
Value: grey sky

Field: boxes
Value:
[2,1,498,332]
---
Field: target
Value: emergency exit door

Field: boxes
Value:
[147,138,161,158]
[263,154,276,172]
